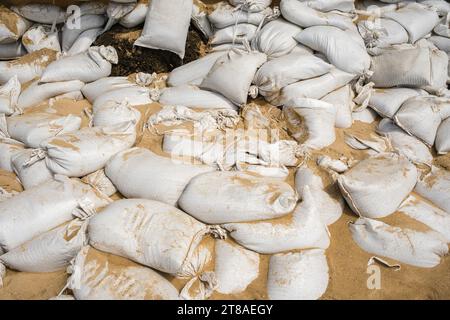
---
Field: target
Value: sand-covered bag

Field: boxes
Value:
[22,24,60,53]
[415,166,450,213]
[134,0,193,59]
[92,86,153,110]
[267,249,329,300]
[105,147,215,206]
[338,153,418,218]
[349,217,448,268]
[0,5,31,45]
[11,148,53,189]
[66,246,180,300]
[40,46,118,83]
[357,18,409,50]
[11,4,65,24]
[368,88,424,119]
[81,76,136,102]
[0,76,20,116]
[321,84,354,128]
[92,100,141,129]
[0,175,110,252]
[435,117,450,154]
[223,186,329,254]
[0,137,24,172]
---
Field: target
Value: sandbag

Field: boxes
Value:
[0,42,27,60]
[0,76,20,116]
[299,0,355,12]
[274,68,356,106]
[92,86,152,110]
[349,217,448,268]
[210,24,258,45]
[0,219,87,276]
[357,18,409,50]
[214,240,259,295]
[92,100,141,129]
[179,171,297,224]
[283,99,337,150]
[377,119,433,166]
[428,36,450,54]
[192,0,214,39]
[281,0,355,30]
[223,186,329,254]
[41,123,135,177]
[383,3,440,43]
[66,246,180,300]
[253,52,332,102]
[81,76,135,102]
[134,0,193,59]
[11,4,66,24]
[0,176,110,252]
[251,19,302,59]
[81,169,117,197]
[158,85,237,110]
[17,79,85,110]
[415,166,450,213]
[66,28,103,56]
[394,96,450,146]
[120,2,148,28]
[11,149,53,189]
[352,108,378,124]
[22,24,60,53]
[103,1,135,31]
[0,48,58,84]
[229,0,271,12]
[40,46,118,83]
[321,84,354,128]
[105,147,215,206]
[267,249,329,300]
[62,14,106,52]
[200,49,267,106]
[295,26,371,75]
[208,3,273,29]
[0,138,25,172]
[368,87,423,118]
[0,5,32,44]
[89,198,222,278]
[295,165,343,225]
[167,51,226,87]
[435,117,450,154]
[338,153,418,218]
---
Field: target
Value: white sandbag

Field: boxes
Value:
[0,138,25,172]
[209,3,273,29]
[214,240,259,295]
[394,96,450,146]
[0,42,27,60]
[179,171,297,224]
[62,14,106,52]
[11,149,53,189]
[40,46,118,83]
[321,84,354,128]
[76,1,108,16]
[253,52,332,102]
[0,48,58,84]
[338,153,418,218]
[301,0,355,12]
[295,26,371,75]
[349,217,448,268]
[81,76,135,102]
[0,5,31,44]
[0,176,110,252]
[428,36,450,53]
[167,52,226,87]
[22,24,60,53]
[238,164,290,179]
[105,147,214,206]
[5,112,81,149]
[200,49,267,106]
[421,0,450,16]
[210,24,258,45]
[267,249,329,300]
[317,155,349,173]
[89,199,222,279]
[352,108,378,123]
[251,19,302,59]
[435,117,450,154]
[229,0,271,12]
[92,100,141,128]
[192,0,214,39]
[377,119,433,166]
[223,186,329,254]
[11,4,65,24]
[66,246,179,300]
[295,165,343,225]
[400,194,450,242]
[120,2,148,28]
[81,169,117,197]
[368,88,423,118]
[66,28,103,56]
[41,123,136,178]
[283,99,337,150]
[0,219,87,275]
[92,86,152,110]
[134,0,193,59]
[383,3,440,43]
[281,0,355,30]
[104,1,135,31]
[415,166,450,213]
[17,79,85,110]
[0,76,20,116]
[158,85,237,110]
[274,68,356,106]
[357,18,409,50]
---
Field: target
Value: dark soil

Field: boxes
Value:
[94,24,205,77]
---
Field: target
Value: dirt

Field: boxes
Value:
[0,4,20,35]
